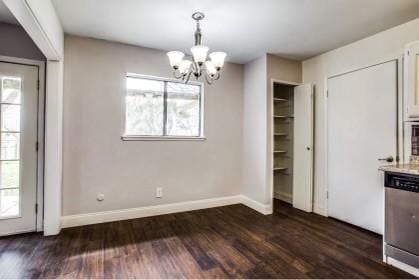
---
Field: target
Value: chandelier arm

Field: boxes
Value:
[173,69,184,79]
[184,70,193,84]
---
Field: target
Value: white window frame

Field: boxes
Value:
[122,73,206,141]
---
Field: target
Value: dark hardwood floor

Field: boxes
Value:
[0,199,413,279]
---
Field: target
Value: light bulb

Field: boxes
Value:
[179,60,192,74]
[167,51,185,68]
[209,52,227,69]
[191,45,209,64]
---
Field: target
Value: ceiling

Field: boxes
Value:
[1,1,419,64]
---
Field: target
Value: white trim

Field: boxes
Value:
[324,57,402,217]
[274,191,292,204]
[313,203,327,217]
[386,257,419,277]
[240,195,273,215]
[61,195,272,228]
[269,78,301,212]
[121,135,206,141]
[0,55,45,232]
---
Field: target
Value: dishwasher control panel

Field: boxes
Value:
[385,172,419,193]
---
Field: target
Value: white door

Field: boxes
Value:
[0,62,39,236]
[327,61,398,234]
[293,84,314,212]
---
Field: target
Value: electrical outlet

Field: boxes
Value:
[156,187,163,198]
[97,193,105,202]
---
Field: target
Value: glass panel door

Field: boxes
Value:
[0,77,21,218]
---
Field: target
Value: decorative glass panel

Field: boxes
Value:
[125,77,164,136]
[166,82,201,136]
[0,188,19,218]
[1,104,21,132]
[0,161,20,189]
[1,133,20,160]
[1,77,21,104]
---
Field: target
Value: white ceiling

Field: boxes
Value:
[1,1,419,64]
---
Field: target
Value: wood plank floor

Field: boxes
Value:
[0,200,413,279]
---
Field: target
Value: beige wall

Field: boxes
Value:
[303,18,419,215]
[62,36,244,215]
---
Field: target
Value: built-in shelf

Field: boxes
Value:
[274,98,288,102]
[273,167,288,171]
[274,133,287,136]
[274,150,287,153]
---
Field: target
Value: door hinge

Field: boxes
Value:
[326,191,329,199]
[35,141,39,152]
[35,203,38,213]
[326,90,329,98]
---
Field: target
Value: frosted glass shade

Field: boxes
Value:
[191,45,209,63]
[179,60,192,74]
[209,52,227,69]
[205,61,217,76]
[167,51,185,68]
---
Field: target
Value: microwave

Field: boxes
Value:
[404,122,419,162]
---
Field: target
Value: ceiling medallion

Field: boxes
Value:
[167,12,227,85]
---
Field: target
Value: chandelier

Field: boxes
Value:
[167,12,227,85]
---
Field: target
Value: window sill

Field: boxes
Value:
[121,135,207,141]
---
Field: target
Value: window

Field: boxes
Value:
[123,74,204,140]
[0,77,21,218]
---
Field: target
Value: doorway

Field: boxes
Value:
[272,81,314,212]
[0,59,44,236]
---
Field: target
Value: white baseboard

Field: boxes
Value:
[274,191,292,204]
[240,195,273,215]
[387,257,419,277]
[61,195,272,228]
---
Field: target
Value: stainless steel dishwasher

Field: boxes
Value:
[385,172,419,268]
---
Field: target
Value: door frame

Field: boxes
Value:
[0,55,45,232]
[324,57,403,218]
[269,78,301,210]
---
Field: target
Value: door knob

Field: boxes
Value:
[378,156,394,163]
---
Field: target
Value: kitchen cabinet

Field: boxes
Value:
[405,41,419,119]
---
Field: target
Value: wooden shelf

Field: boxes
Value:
[274,98,288,102]
[274,115,287,119]
[274,133,287,136]
[274,150,287,153]
[273,167,288,171]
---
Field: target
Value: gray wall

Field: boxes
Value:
[62,36,244,215]
[0,22,45,60]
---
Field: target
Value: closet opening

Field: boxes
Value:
[271,81,314,213]
[273,82,296,205]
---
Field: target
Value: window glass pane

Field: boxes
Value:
[166,82,201,137]
[1,133,20,160]
[1,77,21,104]
[125,77,164,136]
[1,104,21,132]
[0,161,20,189]
[0,188,19,218]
